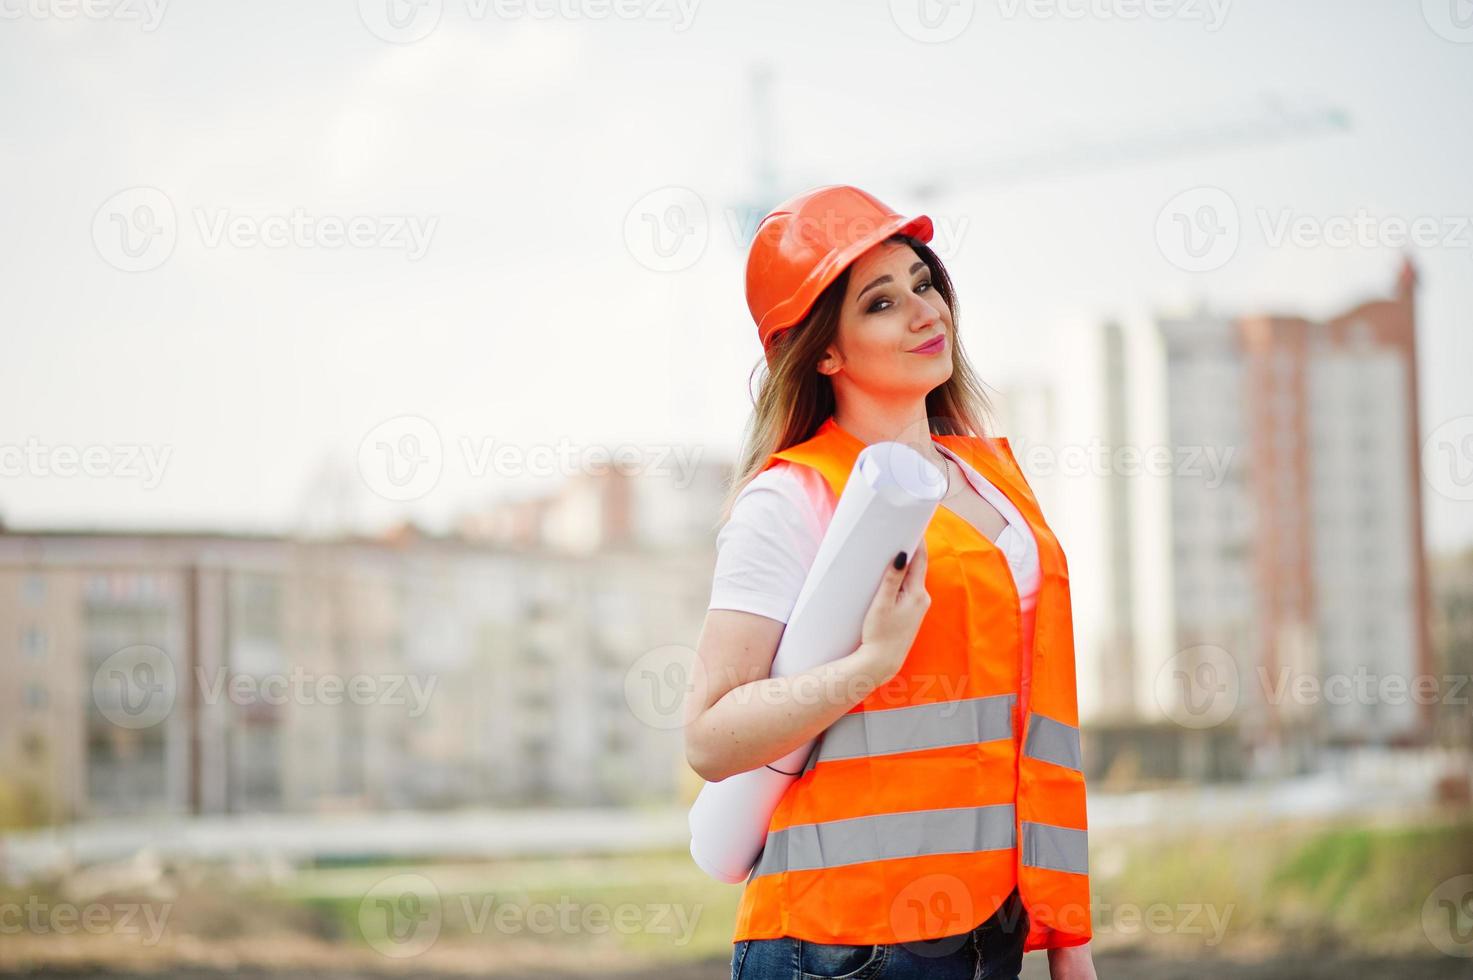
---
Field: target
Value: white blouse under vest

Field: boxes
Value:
[709,442,1041,624]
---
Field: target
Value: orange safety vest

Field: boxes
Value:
[731,415,1092,953]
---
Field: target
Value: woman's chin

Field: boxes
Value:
[918,362,954,386]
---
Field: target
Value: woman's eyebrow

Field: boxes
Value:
[855,261,927,304]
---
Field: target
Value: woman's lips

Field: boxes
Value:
[908,335,946,355]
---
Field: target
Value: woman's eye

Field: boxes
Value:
[867,280,932,314]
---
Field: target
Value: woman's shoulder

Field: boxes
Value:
[737,458,830,498]
[710,462,831,622]
[726,460,834,532]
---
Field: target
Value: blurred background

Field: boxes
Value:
[2,1,1472,977]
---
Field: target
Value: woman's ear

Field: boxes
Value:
[816,345,841,376]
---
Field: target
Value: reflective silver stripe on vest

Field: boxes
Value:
[815,694,1016,763]
[1022,713,1082,770]
[751,804,1017,879]
[1021,821,1088,875]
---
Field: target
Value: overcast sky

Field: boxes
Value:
[2,0,1471,551]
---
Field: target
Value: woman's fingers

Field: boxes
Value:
[882,548,911,604]
[898,538,927,598]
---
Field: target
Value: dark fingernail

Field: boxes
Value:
[894,551,907,569]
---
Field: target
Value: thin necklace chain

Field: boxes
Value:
[932,449,958,500]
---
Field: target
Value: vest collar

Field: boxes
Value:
[801,415,1029,521]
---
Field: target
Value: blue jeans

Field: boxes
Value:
[730,887,1028,980]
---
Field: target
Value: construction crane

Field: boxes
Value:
[733,65,1352,236]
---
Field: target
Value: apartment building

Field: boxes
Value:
[1151,259,1432,770]
[0,505,715,824]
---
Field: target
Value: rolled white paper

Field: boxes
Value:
[688,439,946,883]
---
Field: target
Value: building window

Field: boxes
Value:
[22,575,45,606]
[21,627,47,658]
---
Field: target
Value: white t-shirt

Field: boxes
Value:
[708,442,1041,624]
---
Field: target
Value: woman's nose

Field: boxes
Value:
[907,291,941,328]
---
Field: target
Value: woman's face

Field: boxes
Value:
[818,240,954,397]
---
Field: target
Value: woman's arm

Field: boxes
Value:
[686,462,930,782]
[684,543,930,783]
[682,608,886,782]
[1047,940,1098,980]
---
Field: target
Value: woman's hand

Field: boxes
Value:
[1047,941,1098,980]
[852,540,930,685]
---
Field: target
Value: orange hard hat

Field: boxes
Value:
[745,184,934,356]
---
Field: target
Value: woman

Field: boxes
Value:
[683,185,1098,980]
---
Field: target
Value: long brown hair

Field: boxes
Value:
[717,234,997,526]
